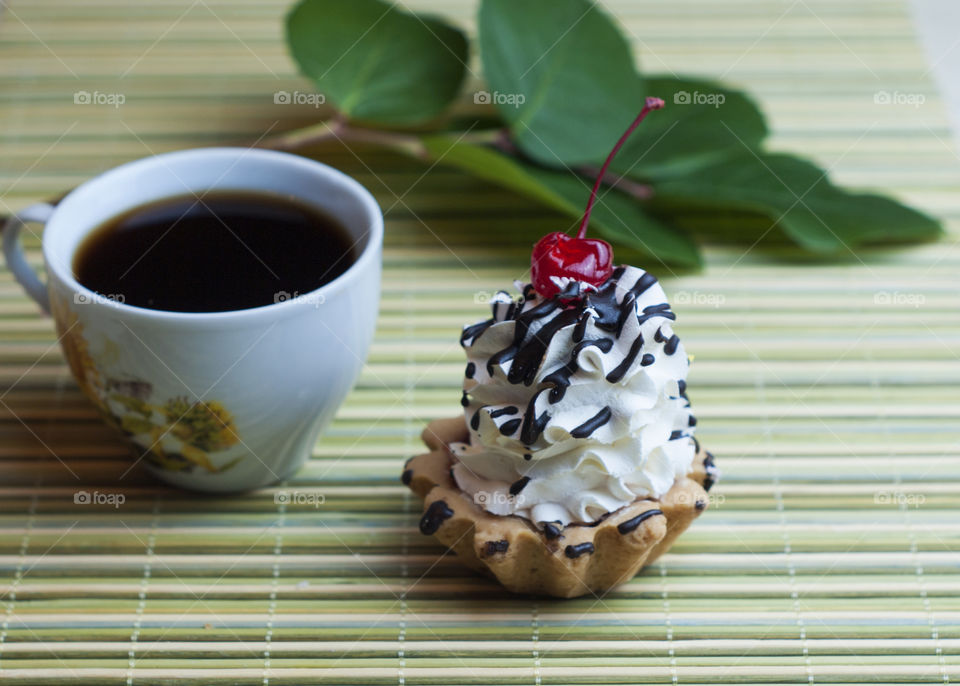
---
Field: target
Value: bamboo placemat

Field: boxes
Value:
[1,0,959,683]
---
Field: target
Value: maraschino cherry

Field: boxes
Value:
[531,96,665,298]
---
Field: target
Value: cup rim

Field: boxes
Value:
[44,147,383,323]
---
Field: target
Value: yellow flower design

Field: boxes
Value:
[51,292,242,474]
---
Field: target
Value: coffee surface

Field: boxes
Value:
[73,191,356,313]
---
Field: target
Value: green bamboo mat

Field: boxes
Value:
[1,0,959,683]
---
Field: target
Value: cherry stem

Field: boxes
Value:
[577,96,665,240]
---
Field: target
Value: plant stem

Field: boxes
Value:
[263,119,652,203]
[262,117,429,159]
[578,96,664,238]
[576,165,654,201]
[262,119,501,159]
[489,130,653,201]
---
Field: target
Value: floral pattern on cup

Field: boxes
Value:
[51,293,241,474]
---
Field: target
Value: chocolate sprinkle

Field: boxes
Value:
[401,469,413,486]
[565,542,595,558]
[617,509,664,534]
[640,353,655,366]
[419,500,454,535]
[695,499,707,511]
[509,476,531,495]
[465,362,476,378]
[460,390,469,407]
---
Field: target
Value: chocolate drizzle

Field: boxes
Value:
[606,333,644,383]
[565,542,595,558]
[520,390,551,445]
[486,297,561,376]
[506,308,580,386]
[509,476,530,495]
[484,539,509,556]
[641,303,675,322]
[703,452,717,492]
[489,406,518,418]
[570,406,612,439]
[457,266,697,495]
[543,338,614,404]
[572,309,593,343]
[460,319,494,346]
[664,334,680,355]
[579,269,657,334]
[499,418,522,436]
[617,509,664,534]
[614,292,636,338]
[469,267,679,397]
[542,522,563,539]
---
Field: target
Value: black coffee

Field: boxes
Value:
[73,191,357,313]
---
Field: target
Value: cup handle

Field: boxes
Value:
[2,203,55,315]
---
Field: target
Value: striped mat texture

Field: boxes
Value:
[1,0,959,683]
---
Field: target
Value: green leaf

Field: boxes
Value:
[421,135,702,267]
[651,152,943,252]
[612,76,768,179]
[477,0,644,166]
[286,0,468,125]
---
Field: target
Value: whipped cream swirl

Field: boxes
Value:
[451,266,696,527]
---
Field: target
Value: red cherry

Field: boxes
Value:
[531,97,665,298]
[531,232,613,296]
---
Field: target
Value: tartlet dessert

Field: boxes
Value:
[403,98,718,598]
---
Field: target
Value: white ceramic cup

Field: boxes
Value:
[2,147,383,492]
